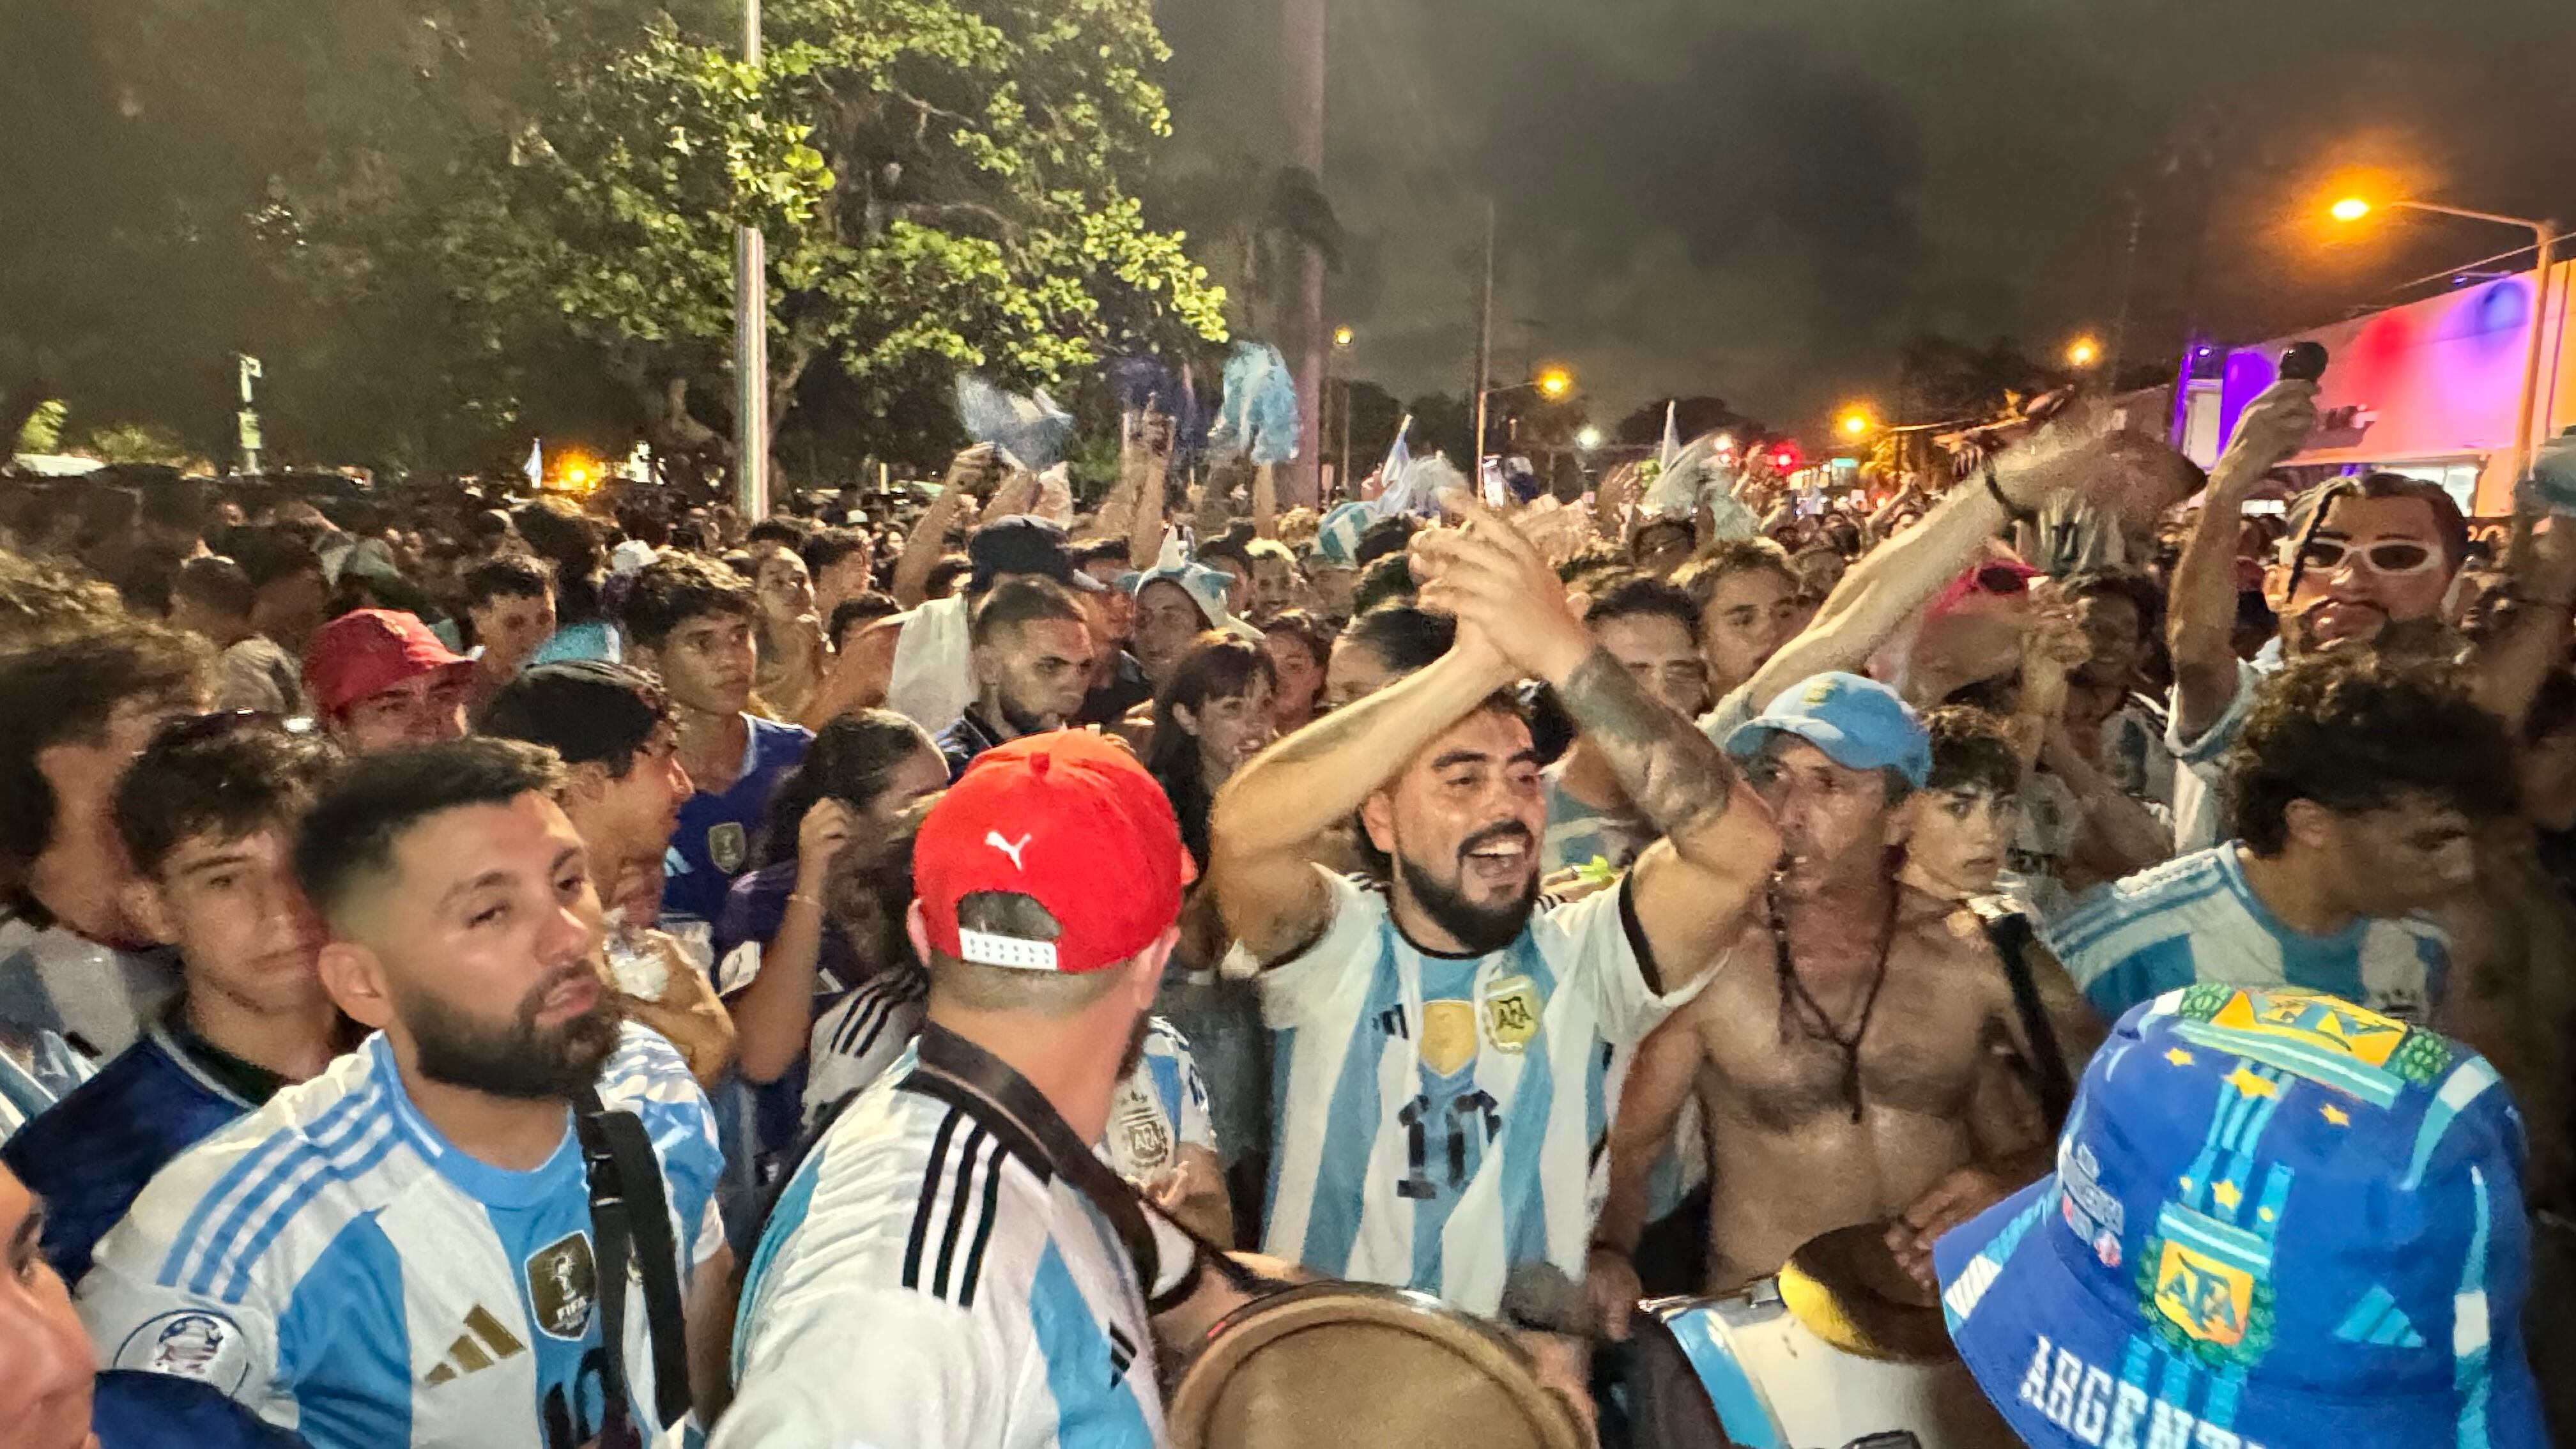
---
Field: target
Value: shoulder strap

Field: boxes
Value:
[1983,912,2075,1135]
[574,1088,694,1443]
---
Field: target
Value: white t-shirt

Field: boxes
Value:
[1259,868,1687,1315]
[77,1027,726,1449]
[719,1031,1196,1449]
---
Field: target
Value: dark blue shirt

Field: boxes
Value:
[931,708,1002,783]
[663,715,811,926]
[3,1003,286,1285]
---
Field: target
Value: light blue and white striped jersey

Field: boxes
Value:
[719,1025,1197,1449]
[802,976,1217,1186]
[75,1025,726,1449]
[2046,843,2447,1025]
[1260,868,1680,1316]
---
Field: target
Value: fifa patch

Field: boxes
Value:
[706,821,749,874]
[2013,1336,2273,1448]
[2136,1202,2274,1367]
[2172,985,2450,1110]
[1420,1000,1478,1077]
[114,1309,254,1392]
[524,1230,600,1341]
[1482,974,1540,1054]
[2057,1141,2126,1270]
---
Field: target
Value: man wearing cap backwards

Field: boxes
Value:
[302,608,473,754]
[1590,671,2104,1322]
[717,732,1250,1448]
[1936,987,2547,1449]
[822,514,1110,733]
[1208,497,1782,1317]
[1128,562,1236,691]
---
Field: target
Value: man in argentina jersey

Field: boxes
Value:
[77,740,731,1449]
[2048,656,2517,1025]
[719,732,1254,1448]
[1208,499,1780,1315]
[802,968,1232,1241]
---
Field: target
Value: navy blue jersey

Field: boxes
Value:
[661,716,809,927]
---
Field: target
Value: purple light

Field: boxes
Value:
[2195,347,2212,357]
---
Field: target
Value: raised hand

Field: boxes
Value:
[2211,379,2321,496]
[1411,493,1593,683]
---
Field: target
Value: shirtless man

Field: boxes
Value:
[1588,673,2103,1327]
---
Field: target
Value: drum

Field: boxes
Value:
[1623,1226,2017,1449]
[1165,1280,1588,1449]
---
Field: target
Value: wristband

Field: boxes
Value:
[1984,463,2035,523]
[786,894,826,912]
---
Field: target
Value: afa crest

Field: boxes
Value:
[1482,976,1541,1054]
[2173,986,2451,1109]
[2135,1204,2275,1368]
[706,821,749,874]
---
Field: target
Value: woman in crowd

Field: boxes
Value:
[1261,609,1334,735]
[714,710,948,1091]
[752,546,827,723]
[1145,634,1278,871]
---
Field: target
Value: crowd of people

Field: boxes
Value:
[0,378,2566,1448]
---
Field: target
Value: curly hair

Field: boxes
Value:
[1921,705,2021,798]
[2226,656,2516,855]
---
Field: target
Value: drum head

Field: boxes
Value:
[1166,1281,1588,1449]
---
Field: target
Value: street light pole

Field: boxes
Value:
[1471,199,1494,468]
[2370,200,2559,484]
[732,0,769,519]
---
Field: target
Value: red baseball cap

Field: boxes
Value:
[303,608,471,716]
[914,730,1193,974]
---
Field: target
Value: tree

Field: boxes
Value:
[0,0,1229,482]
[1895,332,2062,425]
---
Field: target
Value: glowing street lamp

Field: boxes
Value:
[2329,192,2562,484]
[1536,366,1574,401]
[1332,325,1355,349]
[2067,337,2102,369]
[1575,425,1604,451]
[1836,407,1875,440]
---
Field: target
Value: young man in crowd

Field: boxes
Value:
[1243,538,1303,624]
[2050,657,2517,1024]
[2055,568,2175,813]
[480,661,737,1087]
[0,622,209,1065]
[76,739,732,1448]
[303,608,473,754]
[4,716,343,1285]
[2165,378,2478,848]
[828,504,1108,733]
[168,556,305,716]
[1128,561,1235,691]
[1540,574,1711,875]
[456,554,556,714]
[230,531,333,663]
[621,553,811,927]
[797,526,875,621]
[825,592,899,656]
[933,577,1096,779]
[1209,498,1780,1316]
[718,733,1254,1446]
[1589,674,2103,1323]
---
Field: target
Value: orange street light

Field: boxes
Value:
[1536,366,1574,400]
[2067,337,2102,369]
[1837,407,1874,438]
[1332,325,1355,349]
[2329,197,2372,223]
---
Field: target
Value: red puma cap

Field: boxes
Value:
[914,730,1193,974]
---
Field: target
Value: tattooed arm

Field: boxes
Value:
[1414,498,1779,980]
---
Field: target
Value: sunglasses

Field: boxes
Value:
[2286,537,2444,578]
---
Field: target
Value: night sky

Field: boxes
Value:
[1156,0,2576,443]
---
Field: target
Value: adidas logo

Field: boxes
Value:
[423,1305,528,1384]
[1107,1324,1138,1386]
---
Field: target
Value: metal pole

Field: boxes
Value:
[732,0,769,518]
[1284,0,1327,509]
[2512,224,2557,486]
[1471,199,1494,468]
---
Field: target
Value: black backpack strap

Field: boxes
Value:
[574,1088,694,1443]
[1983,911,2075,1135]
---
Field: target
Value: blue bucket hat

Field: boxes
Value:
[1722,671,1931,787]
[1935,987,2544,1448]
[1122,562,1231,631]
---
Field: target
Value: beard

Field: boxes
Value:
[404,966,624,1101]
[996,687,1059,737]
[1116,1007,1152,1083]
[1396,828,1540,956]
